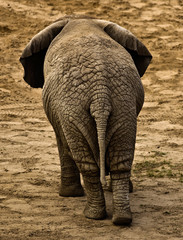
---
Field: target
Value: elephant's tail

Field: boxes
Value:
[97,118,108,187]
[90,103,111,187]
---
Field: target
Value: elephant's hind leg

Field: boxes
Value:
[111,172,132,225]
[107,178,133,193]
[82,171,106,220]
[56,132,84,197]
[62,121,106,219]
[108,113,136,225]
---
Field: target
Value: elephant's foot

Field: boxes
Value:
[111,171,132,225]
[59,172,84,197]
[112,208,132,225]
[60,163,85,197]
[84,203,106,220]
[82,172,106,220]
[59,183,84,197]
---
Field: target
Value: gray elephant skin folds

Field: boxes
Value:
[20,15,152,225]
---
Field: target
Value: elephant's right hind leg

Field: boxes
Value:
[107,178,133,193]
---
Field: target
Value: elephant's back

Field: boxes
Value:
[44,33,139,89]
[44,25,137,76]
[43,30,142,116]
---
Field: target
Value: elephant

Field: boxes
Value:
[20,15,152,225]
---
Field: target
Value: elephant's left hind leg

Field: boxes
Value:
[82,171,106,220]
[56,133,84,197]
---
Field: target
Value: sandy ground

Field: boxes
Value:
[0,0,183,239]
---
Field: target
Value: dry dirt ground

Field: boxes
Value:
[0,0,183,239]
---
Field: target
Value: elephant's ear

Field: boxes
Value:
[19,19,69,88]
[105,23,152,77]
[95,20,152,77]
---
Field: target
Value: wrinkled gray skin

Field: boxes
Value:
[20,16,152,225]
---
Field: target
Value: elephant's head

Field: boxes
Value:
[20,15,152,88]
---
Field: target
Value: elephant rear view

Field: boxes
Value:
[20,15,152,225]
